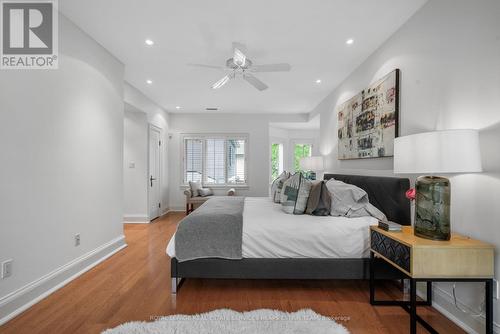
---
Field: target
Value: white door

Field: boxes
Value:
[148,125,162,221]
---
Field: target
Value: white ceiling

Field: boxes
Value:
[60,0,427,114]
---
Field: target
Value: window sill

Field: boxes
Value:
[180,184,249,190]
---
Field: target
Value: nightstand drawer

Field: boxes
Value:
[371,230,411,273]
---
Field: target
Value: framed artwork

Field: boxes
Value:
[337,69,400,160]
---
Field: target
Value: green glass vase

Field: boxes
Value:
[414,176,451,241]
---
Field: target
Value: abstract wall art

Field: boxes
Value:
[337,69,400,160]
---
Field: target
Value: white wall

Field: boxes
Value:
[311,0,500,332]
[123,108,148,221]
[168,113,308,210]
[124,83,170,216]
[0,15,125,323]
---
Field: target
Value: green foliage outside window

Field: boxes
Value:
[294,144,311,172]
[271,143,280,180]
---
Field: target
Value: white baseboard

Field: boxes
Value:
[0,235,127,326]
[417,284,499,334]
[123,214,150,223]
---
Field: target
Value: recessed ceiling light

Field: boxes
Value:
[146,79,153,85]
[346,38,354,45]
[145,39,154,46]
[175,106,181,110]
[315,79,322,84]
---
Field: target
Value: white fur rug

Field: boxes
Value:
[102,309,350,334]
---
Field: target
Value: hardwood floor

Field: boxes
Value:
[0,212,466,334]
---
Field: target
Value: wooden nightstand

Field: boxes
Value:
[370,226,494,334]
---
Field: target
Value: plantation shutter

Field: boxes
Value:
[205,139,225,184]
[227,139,246,184]
[184,139,203,183]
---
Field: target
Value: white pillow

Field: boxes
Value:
[198,188,213,197]
[188,181,202,197]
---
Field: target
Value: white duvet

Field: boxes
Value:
[166,197,378,259]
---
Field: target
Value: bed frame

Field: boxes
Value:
[170,174,411,293]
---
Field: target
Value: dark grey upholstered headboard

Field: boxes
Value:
[323,174,411,225]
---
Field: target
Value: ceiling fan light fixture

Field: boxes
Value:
[233,48,246,67]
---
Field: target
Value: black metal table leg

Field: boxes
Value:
[410,278,417,334]
[370,251,375,304]
[426,281,433,306]
[486,279,493,334]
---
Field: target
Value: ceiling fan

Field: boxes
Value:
[188,42,291,91]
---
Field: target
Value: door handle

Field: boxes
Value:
[150,175,156,187]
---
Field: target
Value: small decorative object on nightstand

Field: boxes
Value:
[394,129,482,240]
[370,225,494,334]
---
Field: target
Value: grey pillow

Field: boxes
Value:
[270,171,290,203]
[325,179,386,221]
[189,181,202,197]
[306,181,331,216]
[198,188,213,197]
[280,172,312,214]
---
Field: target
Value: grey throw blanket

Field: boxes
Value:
[325,179,387,221]
[175,196,245,262]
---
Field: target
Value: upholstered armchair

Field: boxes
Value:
[184,188,236,214]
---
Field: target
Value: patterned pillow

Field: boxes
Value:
[270,171,290,203]
[280,172,312,214]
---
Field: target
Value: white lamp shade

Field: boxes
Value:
[300,156,324,171]
[394,129,482,174]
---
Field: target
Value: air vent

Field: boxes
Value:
[205,107,219,111]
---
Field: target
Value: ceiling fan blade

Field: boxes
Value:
[232,42,247,67]
[211,74,233,89]
[188,63,226,70]
[250,63,291,72]
[243,74,268,91]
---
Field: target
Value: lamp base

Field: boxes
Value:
[414,176,451,241]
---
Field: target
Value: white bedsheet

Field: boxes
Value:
[166,197,378,259]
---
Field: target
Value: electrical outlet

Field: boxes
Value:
[494,279,499,299]
[1,259,13,279]
[75,233,80,247]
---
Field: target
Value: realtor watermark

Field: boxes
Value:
[149,314,351,322]
[0,0,58,69]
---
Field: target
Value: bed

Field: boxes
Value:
[168,174,411,293]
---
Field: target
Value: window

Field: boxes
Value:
[183,135,248,186]
[184,139,203,183]
[271,143,283,180]
[227,139,246,184]
[294,143,312,172]
[205,139,225,184]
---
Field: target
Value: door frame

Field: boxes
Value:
[148,124,163,221]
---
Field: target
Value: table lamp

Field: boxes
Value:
[394,129,482,240]
[299,156,324,180]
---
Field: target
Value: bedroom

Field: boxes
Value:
[0,0,499,333]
